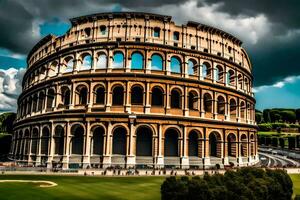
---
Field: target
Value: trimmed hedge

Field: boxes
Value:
[161,168,293,200]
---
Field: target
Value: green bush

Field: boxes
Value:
[258,123,272,131]
[161,168,293,200]
[271,122,289,129]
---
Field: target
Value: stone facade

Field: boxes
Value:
[10,12,258,169]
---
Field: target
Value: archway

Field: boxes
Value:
[112,127,127,155]
[41,127,50,155]
[71,125,84,155]
[112,85,124,106]
[92,126,105,155]
[136,126,152,156]
[227,133,236,157]
[164,128,179,156]
[188,130,200,157]
[209,132,221,157]
[54,125,64,155]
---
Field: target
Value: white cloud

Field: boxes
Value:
[253,75,300,93]
[0,67,25,112]
[150,0,272,45]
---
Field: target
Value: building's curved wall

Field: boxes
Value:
[11,12,258,169]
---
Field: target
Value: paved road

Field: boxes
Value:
[259,151,300,168]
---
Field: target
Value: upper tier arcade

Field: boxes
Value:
[26,12,251,73]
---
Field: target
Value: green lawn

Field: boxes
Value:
[290,174,300,198]
[1,174,300,200]
[0,175,164,200]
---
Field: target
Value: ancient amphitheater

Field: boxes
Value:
[10,12,258,169]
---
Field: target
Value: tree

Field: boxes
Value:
[263,109,271,123]
[281,110,296,123]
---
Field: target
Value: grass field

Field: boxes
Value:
[290,174,300,198]
[1,174,300,200]
[0,175,165,200]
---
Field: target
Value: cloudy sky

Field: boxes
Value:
[0,0,299,112]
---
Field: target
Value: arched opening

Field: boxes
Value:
[164,128,179,156]
[54,125,64,155]
[112,127,127,155]
[240,134,247,157]
[238,74,243,89]
[46,89,55,110]
[151,86,164,106]
[209,132,221,157]
[71,125,84,155]
[153,27,160,37]
[240,101,246,119]
[31,128,39,155]
[131,85,144,105]
[170,56,181,73]
[171,89,181,108]
[244,77,249,92]
[227,133,236,157]
[188,59,197,75]
[188,130,200,157]
[112,85,124,106]
[48,62,58,77]
[38,92,45,111]
[202,62,211,79]
[250,134,255,156]
[80,54,92,70]
[188,91,198,110]
[84,27,91,37]
[227,70,235,86]
[203,93,213,113]
[61,87,71,106]
[94,85,105,104]
[131,52,144,69]
[27,97,32,115]
[41,127,50,155]
[151,54,163,70]
[136,126,153,156]
[229,99,237,119]
[32,94,38,113]
[217,96,226,114]
[173,31,179,40]
[63,56,74,73]
[112,52,124,68]
[96,53,107,69]
[24,130,30,155]
[100,25,106,35]
[214,65,224,82]
[77,85,88,105]
[92,126,105,155]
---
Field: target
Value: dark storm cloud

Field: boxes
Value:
[0,0,300,87]
[203,0,300,33]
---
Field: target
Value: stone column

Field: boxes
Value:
[83,121,91,168]
[36,126,42,166]
[125,81,131,113]
[203,128,210,168]
[165,84,170,115]
[47,123,55,169]
[62,122,70,169]
[103,122,112,168]
[156,124,164,168]
[145,82,151,113]
[183,86,189,117]
[70,82,76,109]
[127,120,136,168]
[181,126,189,168]
[105,81,111,112]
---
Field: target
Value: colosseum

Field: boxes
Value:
[10,12,258,169]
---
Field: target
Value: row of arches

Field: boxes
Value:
[13,124,256,160]
[18,82,254,122]
[25,50,252,94]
